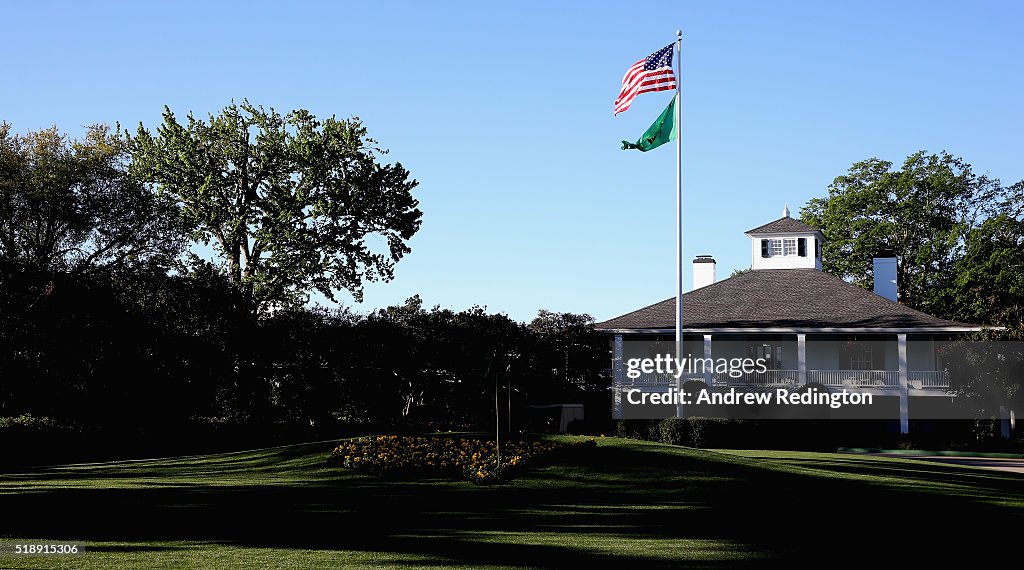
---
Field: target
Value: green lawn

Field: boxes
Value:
[1,436,1022,568]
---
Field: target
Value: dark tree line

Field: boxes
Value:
[0,114,609,436]
[0,265,609,430]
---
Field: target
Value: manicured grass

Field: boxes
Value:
[1,436,1022,568]
[838,447,1024,459]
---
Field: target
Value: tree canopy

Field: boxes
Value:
[130,101,422,311]
[801,151,1022,328]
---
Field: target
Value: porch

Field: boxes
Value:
[611,332,959,432]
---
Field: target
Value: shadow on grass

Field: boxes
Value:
[1,440,1023,567]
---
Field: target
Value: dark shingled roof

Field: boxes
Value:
[745,216,821,235]
[596,269,978,330]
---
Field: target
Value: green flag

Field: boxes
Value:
[621,96,677,152]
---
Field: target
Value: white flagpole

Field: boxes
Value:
[674,30,684,418]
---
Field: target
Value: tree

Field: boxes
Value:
[730,267,751,278]
[951,212,1024,327]
[0,123,182,274]
[130,101,422,311]
[528,310,609,395]
[801,151,1010,320]
[0,123,185,421]
[942,329,1024,424]
[259,306,359,427]
[357,297,528,424]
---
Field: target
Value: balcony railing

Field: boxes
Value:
[620,370,799,386]
[717,369,799,386]
[622,371,697,385]
[618,369,949,389]
[908,370,950,389]
[807,370,899,388]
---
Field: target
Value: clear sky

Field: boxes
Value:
[4,1,1023,322]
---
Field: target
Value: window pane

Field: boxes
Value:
[770,239,783,256]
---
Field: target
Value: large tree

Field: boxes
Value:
[130,101,422,311]
[801,151,1014,322]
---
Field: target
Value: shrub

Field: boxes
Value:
[618,418,851,450]
[658,418,693,446]
[616,419,659,441]
[688,417,735,448]
[0,414,69,432]
[614,417,728,448]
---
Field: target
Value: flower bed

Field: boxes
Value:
[328,435,594,484]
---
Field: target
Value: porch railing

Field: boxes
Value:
[619,369,948,389]
[623,371,703,385]
[807,370,899,387]
[622,370,799,386]
[716,369,800,386]
[908,370,950,389]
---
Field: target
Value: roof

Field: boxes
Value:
[596,269,982,331]
[745,216,821,235]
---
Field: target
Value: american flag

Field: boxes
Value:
[613,44,676,115]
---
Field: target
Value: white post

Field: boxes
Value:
[797,333,807,386]
[898,334,909,434]
[674,29,684,419]
[703,334,713,386]
[613,334,624,419]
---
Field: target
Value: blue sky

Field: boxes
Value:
[4,1,1023,322]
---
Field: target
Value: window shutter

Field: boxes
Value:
[761,239,769,258]
[798,238,807,257]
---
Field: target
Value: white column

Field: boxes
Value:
[703,334,713,386]
[898,334,909,434]
[613,334,624,419]
[797,333,807,386]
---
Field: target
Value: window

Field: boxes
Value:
[841,341,873,370]
[749,344,783,368]
[783,238,797,256]
[768,238,798,257]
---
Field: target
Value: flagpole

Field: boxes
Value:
[674,29,684,418]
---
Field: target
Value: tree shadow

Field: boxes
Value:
[1,441,1022,566]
